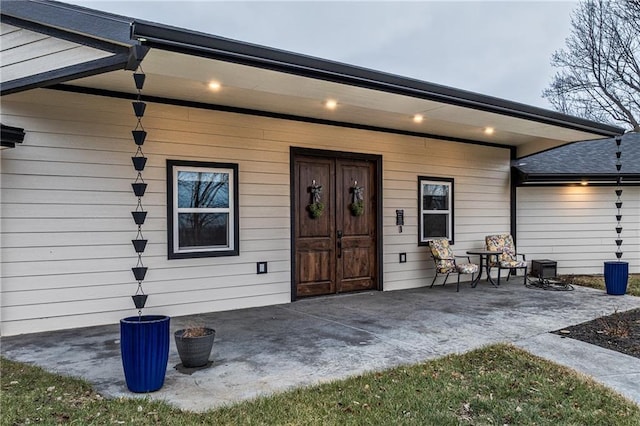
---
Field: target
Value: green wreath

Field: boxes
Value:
[308,202,325,218]
[350,200,364,216]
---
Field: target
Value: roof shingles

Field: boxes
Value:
[515,132,640,178]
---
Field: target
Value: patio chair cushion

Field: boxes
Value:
[499,260,527,268]
[456,263,479,274]
[485,234,518,264]
[428,238,456,273]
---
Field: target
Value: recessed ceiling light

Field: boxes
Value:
[580,180,589,186]
[208,81,221,91]
[484,127,495,135]
[413,114,424,123]
[325,99,338,110]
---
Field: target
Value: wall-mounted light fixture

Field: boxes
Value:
[1,124,25,149]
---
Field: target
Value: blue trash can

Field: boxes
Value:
[120,315,170,393]
[604,261,629,296]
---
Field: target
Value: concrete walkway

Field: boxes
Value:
[2,283,639,412]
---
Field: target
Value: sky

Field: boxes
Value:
[65,1,579,110]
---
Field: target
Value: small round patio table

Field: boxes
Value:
[466,250,501,288]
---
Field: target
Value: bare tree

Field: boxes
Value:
[543,0,640,132]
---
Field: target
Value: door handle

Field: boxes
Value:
[337,230,342,258]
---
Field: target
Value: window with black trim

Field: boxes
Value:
[167,160,239,259]
[418,176,454,245]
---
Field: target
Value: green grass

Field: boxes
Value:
[3,344,639,425]
[560,274,640,297]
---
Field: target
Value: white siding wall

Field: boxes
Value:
[1,89,512,335]
[517,186,640,275]
[0,23,113,84]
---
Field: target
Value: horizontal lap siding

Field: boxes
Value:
[517,186,640,275]
[1,89,511,335]
[383,143,511,290]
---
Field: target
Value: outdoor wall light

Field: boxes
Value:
[324,99,338,110]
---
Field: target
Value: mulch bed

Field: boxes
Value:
[552,308,640,359]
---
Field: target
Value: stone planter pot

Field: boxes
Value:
[174,327,215,368]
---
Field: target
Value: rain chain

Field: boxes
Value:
[614,135,623,260]
[130,68,149,316]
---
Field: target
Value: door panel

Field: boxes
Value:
[294,157,336,297]
[336,159,376,293]
[294,152,377,298]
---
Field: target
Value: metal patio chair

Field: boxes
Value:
[484,234,528,285]
[428,238,479,292]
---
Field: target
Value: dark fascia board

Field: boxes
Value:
[1,5,148,95]
[1,53,129,96]
[131,21,626,138]
[1,0,134,46]
[1,124,25,148]
[515,172,640,186]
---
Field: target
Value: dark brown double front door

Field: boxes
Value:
[293,150,379,298]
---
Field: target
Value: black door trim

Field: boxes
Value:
[290,147,383,301]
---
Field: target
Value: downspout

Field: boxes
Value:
[510,147,518,244]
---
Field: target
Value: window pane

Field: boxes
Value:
[423,213,449,239]
[422,184,449,211]
[178,213,229,248]
[178,171,229,208]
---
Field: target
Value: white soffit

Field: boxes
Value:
[70,49,606,148]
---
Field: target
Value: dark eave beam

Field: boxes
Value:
[516,173,640,186]
[1,53,130,96]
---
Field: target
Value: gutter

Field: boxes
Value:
[515,172,640,186]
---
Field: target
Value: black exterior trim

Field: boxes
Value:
[0,14,132,53]
[1,124,25,148]
[131,21,625,138]
[515,173,640,186]
[1,3,141,94]
[509,148,518,244]
[1,54,129,96]
[166,159,240,259]
[289,147,384,301]
[1,1,134,46]
[49,84,510,150]
[417,176,455,246]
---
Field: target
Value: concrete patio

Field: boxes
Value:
[1,282,639,412]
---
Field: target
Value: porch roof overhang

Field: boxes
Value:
[1,1,626,158]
